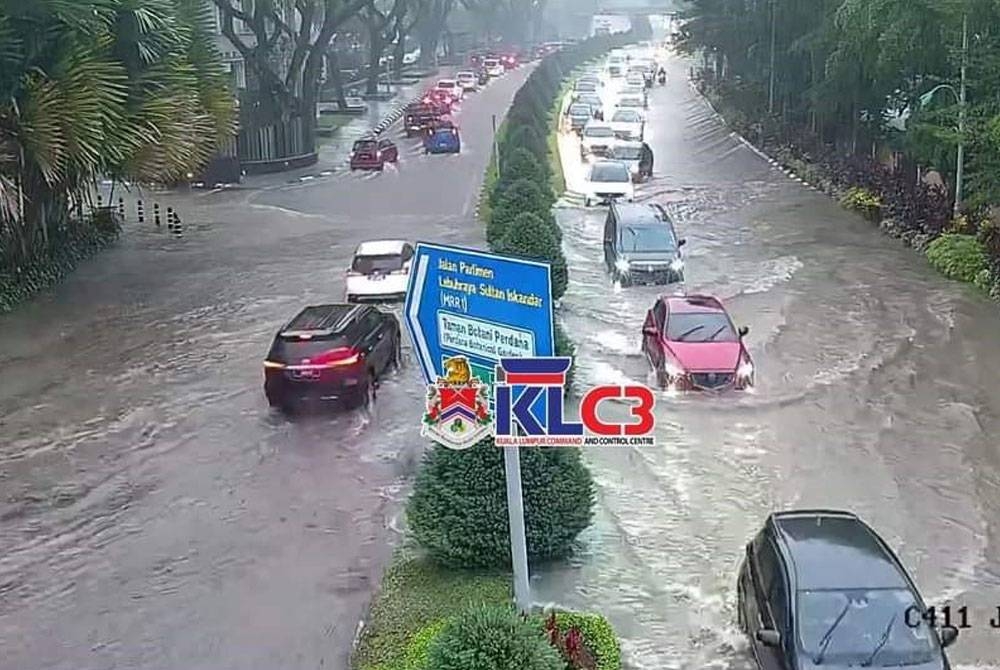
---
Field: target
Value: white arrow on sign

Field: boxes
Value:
[406,253,436,384]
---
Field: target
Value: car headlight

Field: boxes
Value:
[737,361,754,379]
[669,258,684,272]
[614,258,630,274]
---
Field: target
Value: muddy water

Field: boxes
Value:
[534,48,1000,670]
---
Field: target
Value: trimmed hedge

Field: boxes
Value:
[406,438,596,569]
[925,233,989,284]
[1,218,121,313]
[426,605,564,670]
[496,212,568,301]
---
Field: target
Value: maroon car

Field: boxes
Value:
[641,294,755,392]
[349,138,398,171]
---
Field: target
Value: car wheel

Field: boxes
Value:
[737,588,747,633]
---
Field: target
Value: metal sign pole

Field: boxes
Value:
[503,445,531,613]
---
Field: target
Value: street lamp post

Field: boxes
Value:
[920,13,968,218]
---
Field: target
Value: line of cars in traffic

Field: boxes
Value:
[350,49,526,171]
[566,52,757,395]
[578,52,961,669]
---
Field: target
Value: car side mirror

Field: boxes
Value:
[642,326,658,337]
[756,629,781,647]
[678,238,686,247]
[939,626,959,648]
[738,326,749,337]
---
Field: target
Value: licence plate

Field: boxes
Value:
[291,369,320,381]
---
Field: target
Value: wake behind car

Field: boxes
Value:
[583,160,634,206]
[580,122,616,160]
[424,120,461,154]
[641,294,754,391]
[346,240,414,303]
[349,137,397,170]
[263,304,401,412]
[604,202,684,285]
[737,510,956,670]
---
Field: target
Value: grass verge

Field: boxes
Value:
[316,114,356,144]
[548,83,569,196]
[351,553,511,670]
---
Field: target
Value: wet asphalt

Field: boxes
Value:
[534,46,1000,670]
[0,66,530,670]
[3,40,1000,670]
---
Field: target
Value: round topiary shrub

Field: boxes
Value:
[487,179,557,247]
[925,233,988,283]
[501,124,548,165]
[407,438,595,568]
[496,212,568,301]
[425,605,564,670]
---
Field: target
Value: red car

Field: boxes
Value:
[641,294,754,391]
[349,138,398,171]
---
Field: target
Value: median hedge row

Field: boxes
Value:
[353,34,637,670]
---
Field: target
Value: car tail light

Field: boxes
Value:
[300,347,363,368]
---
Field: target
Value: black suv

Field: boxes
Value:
[263,304,401,412]
[738,510,956,670]
[603,202,685,286]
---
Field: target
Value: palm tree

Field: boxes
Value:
[0,0,235,265]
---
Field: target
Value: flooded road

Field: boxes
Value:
[0,66,530,670]
[536,47,1000,670]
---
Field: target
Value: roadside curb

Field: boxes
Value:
[686,78,823,194]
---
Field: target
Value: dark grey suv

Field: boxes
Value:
[603,202,685,286]
[737,510,957,670]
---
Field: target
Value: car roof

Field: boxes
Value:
[665,295,727,314]
[282,304,361,335]
[355,239,409,256]
[437,79,456,84]
[768,510,910,591]
[612,202,663,225]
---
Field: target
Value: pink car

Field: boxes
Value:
[641,294,755,391]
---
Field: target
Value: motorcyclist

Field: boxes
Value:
[657,68,666,85]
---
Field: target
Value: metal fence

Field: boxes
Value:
[236,116,315,164]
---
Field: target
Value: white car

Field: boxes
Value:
[609,108,645,141]
[626,72,646,88]
[583,160,635,207]
[607,141,645,180]
[345,240,415,303]
[484,58,504,77]
[615,95,646,112]
[435,79,463,101]
[456,71,478,92]
[580,122,617,160]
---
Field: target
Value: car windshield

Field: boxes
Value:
[612,111,640,122]
[438,81,454,88]
[798,589,937,667]
[666,313,737,342]
[620,225,675,252]
[584,126,614,138]
[484,59,498,66]
[352,253,403,274]
[576,81,596,90]
[579,95,601,105]
[612,146,642,160]
[271,335,349,363]
[353,141,377,152]
[590,163,629,183]
[570,104,591,116]
[620,98,642,106]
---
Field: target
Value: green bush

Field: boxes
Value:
[391,620,448,670]
[926,233,989,284]
[839,187,882,218]
[495,211,568,301]
[407,438,595,568]
[554,321,576,392]
[501,124,548,165]
[426,605,564,670]
[487,180,556,247]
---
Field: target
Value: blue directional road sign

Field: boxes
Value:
[403,243,555,388]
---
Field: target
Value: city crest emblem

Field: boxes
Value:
[422,356,492,450]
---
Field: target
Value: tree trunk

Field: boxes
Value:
[366,22,386,95]
[326,51,348,107]
[393,34,407,78]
